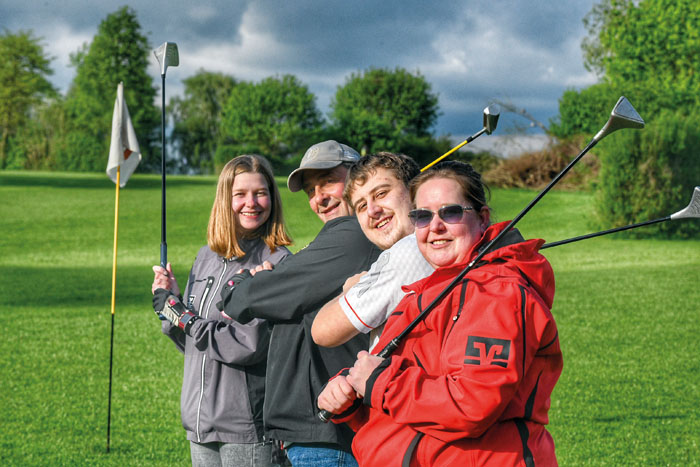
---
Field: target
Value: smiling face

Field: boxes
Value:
[303,166,352,223]
[414,177,490,269]
[231,172,272,234]
[350,168,414,250]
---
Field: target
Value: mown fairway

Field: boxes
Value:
[1,170,698,465]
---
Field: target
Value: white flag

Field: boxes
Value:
[106,82,141,187]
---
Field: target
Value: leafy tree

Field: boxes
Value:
[170,71,237,173]
[330,67,439,154]
[595,108,700,238]
[6,98,68,170]
[63,6,159,171]
[557,0,700,139]
[395,134,453,170]
[220,74,323,171]
[565,0,700,237]
[549,83,620,138]
[0,30,56,168]
[581,0,700,116]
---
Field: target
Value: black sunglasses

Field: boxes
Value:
[408,204,474,228]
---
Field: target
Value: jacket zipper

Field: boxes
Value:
[195,260,228,442]
[197,277,214,315]
[446,279,469,339]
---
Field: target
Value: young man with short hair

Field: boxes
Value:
[311,152,434,351]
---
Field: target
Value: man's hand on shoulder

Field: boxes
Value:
[317,375,358,415]
[250,261,273,276]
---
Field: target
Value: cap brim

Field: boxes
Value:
[287,160,343,192]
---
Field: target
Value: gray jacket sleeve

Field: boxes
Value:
[163,244,290,365]
[185,316,271,365]
[162,320,186,354]
[220,217,380,324]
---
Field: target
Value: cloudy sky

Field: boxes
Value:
[2,0,601,149]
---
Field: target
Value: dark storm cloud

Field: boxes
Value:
[136,1,251,47]
[487,1,594,51]
[244,0,471,68]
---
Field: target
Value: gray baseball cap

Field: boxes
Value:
[287,140,361,192]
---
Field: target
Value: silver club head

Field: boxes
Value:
[154,42,179,77]
[670,186,700,220]
[593,96,645,142]
[483,104,500,135]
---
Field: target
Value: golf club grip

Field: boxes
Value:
[317,339,399,423]
[318,409,333,423]
[160,242,167,268]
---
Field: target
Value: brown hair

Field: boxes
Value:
[409,160,491,213]
[207,155,292,258]
[343,152,420,207]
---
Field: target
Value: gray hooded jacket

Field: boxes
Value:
[163,240,290,444]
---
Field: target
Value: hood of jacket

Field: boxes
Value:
[404,221,555,308]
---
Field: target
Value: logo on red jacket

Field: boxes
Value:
[464,336,511,368]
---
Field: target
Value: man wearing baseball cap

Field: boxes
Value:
[218,140,380,466]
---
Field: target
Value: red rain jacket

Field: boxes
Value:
[336,222,562,466]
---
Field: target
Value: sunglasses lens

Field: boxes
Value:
[409,210,433,228]
[439,205,465,224]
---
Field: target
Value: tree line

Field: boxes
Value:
[551,0,699,238]
[0,6,450,175]
[1,1,698,237]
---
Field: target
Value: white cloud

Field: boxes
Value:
[40,23,95,93]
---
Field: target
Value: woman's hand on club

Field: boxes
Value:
[347,351,384,398]
[152,262,180,296]
[317,375,357,414]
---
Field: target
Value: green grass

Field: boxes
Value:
[1,170,698,465]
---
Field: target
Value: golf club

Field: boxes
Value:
[421,104,500,172]
[319,96,644,423]
[541,186,700,249]
[154,41,179,268]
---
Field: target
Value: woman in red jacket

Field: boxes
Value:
[318,161,562,466]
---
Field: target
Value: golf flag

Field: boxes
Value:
[106,82,141,187]
[106,81,141,453]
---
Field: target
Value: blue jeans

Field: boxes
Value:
[286,445,358,467]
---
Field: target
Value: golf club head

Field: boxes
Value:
[670,186,700,220]
[154,42,179,77]
[483,104,500,135]
[593,96,645,142]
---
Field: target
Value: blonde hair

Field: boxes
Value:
[207,155,292,258]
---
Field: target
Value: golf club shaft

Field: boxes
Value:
[541,216,670,249]
[421,128,487,172]
[160,74,167,268]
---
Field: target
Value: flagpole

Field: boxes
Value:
[107,167,120,453]
[105,81,141,453]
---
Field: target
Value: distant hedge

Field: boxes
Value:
[594,108,700,238]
